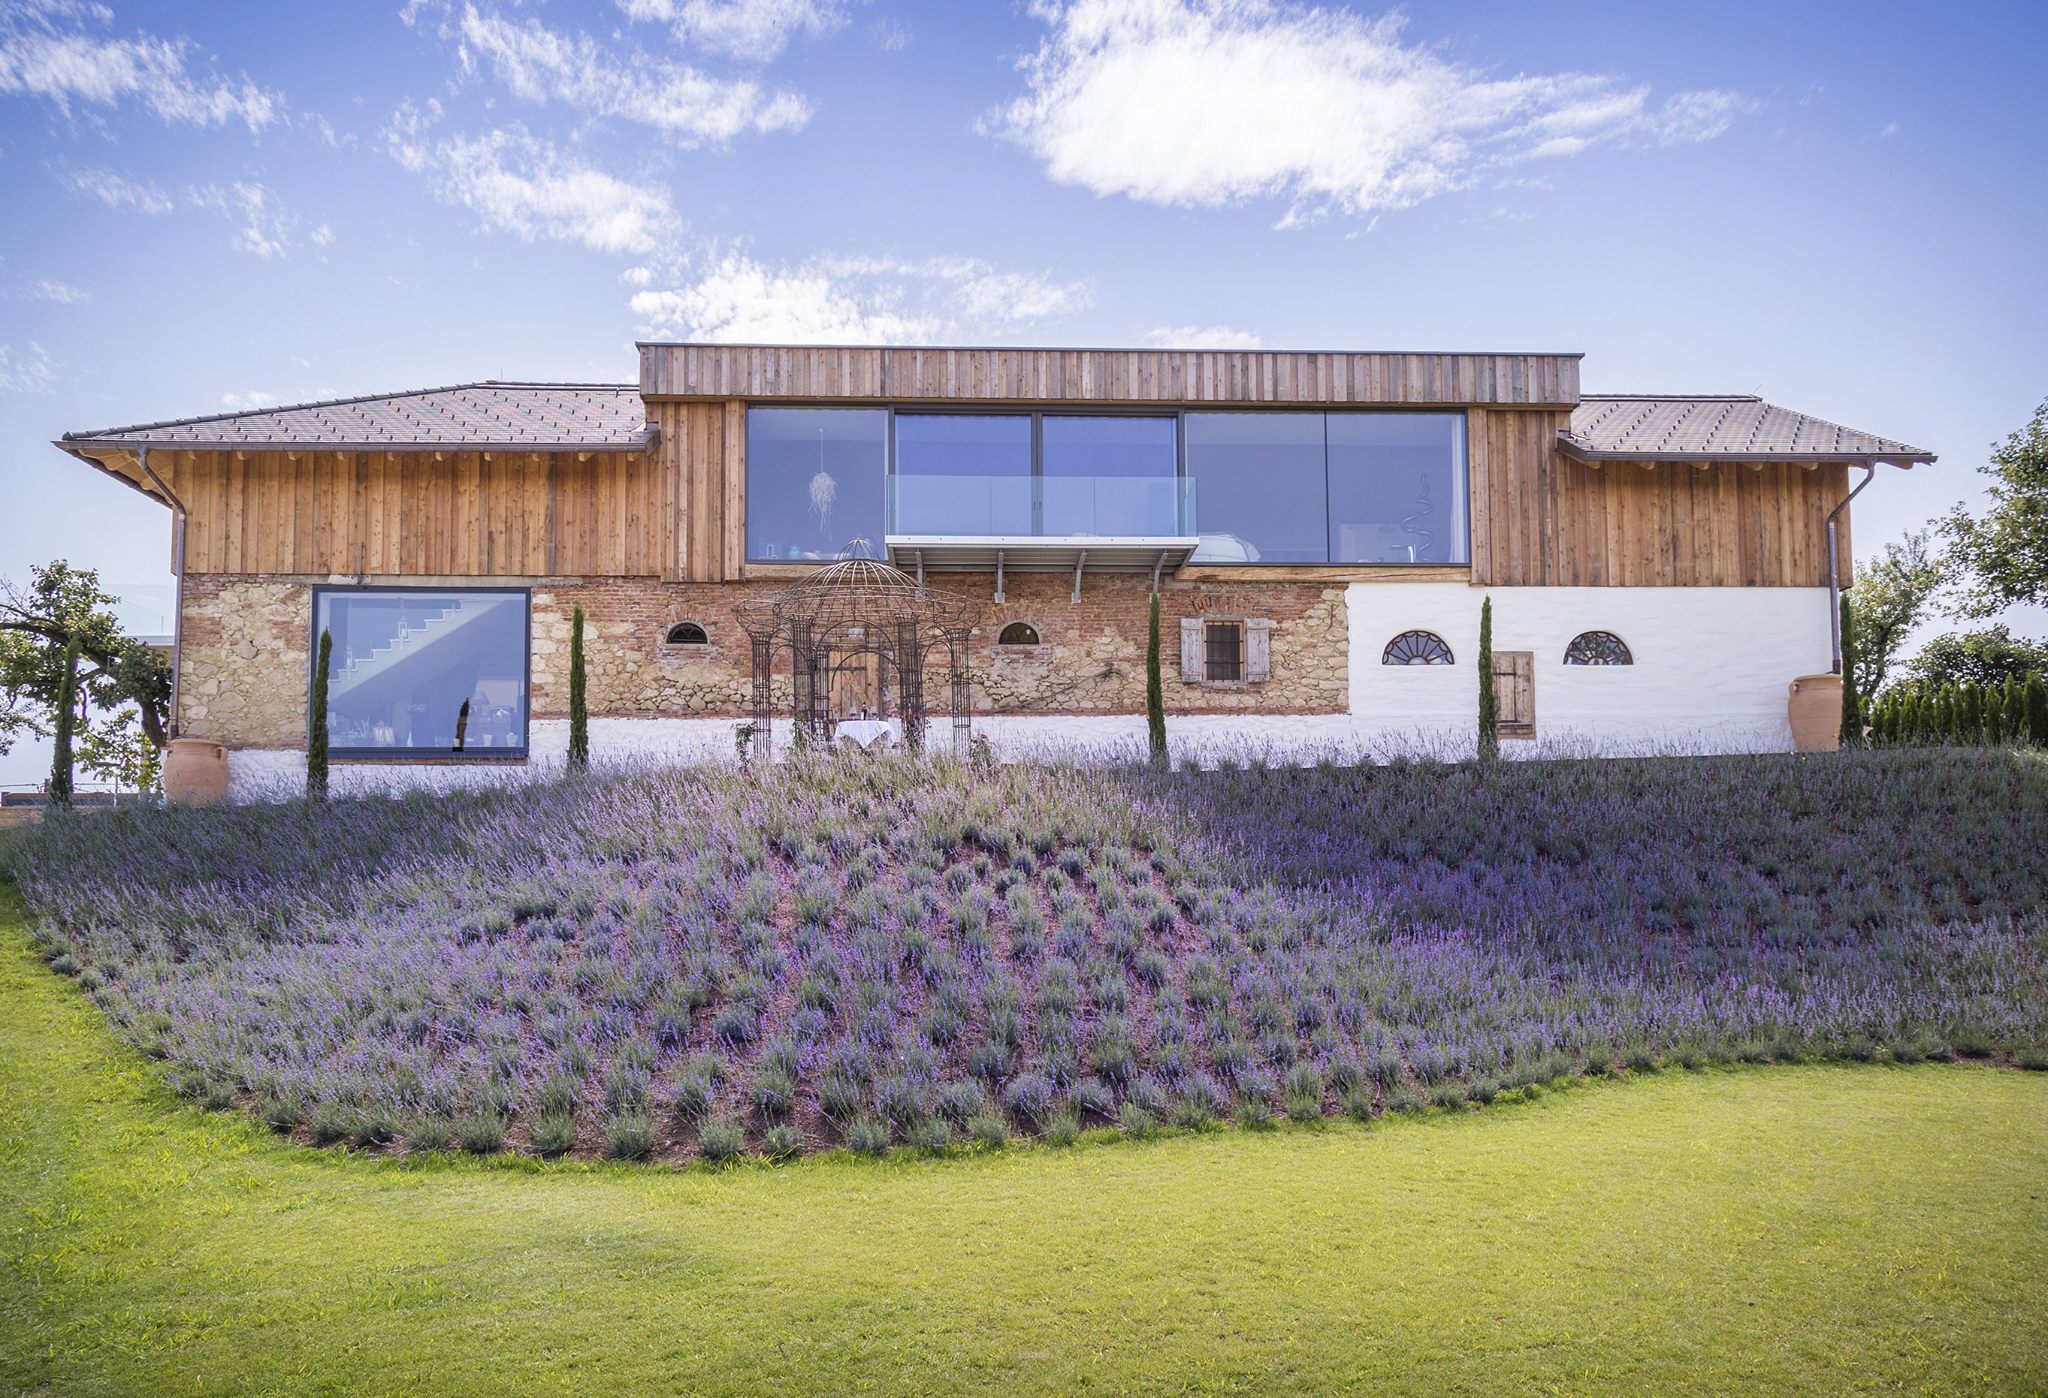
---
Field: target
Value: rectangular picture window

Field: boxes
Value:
[891,414,1034,536]
[746,407,888,562]
[1040,415,1180,536]
[1184,413,1328,563]
[313,588,529,757]
[1326,413,1469,564]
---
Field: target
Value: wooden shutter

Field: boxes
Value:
[1179,617,1203,681]
[1491,651,1535,739]
[1244,618,1272,682]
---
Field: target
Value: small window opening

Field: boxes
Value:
[998,622,1041,647]
[1564,631,1632,665]
[1206,621,1243,682]
[1383,630,1454,665]
[666,621,709,646]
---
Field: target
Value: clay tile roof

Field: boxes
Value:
[61,381,652,451]
[1561,395,1934,465]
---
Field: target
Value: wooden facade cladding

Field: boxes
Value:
[640,344,1582,408]
[111,447,670,578]
[1468,409,1851,588]
[651,400,744,582]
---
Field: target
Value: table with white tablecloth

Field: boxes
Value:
[833,718,900,749]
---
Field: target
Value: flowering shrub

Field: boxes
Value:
[6,748,2045,1164]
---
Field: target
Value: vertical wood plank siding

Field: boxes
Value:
[639,345,1583,407]
[1469,409,1846,587]
[148,448,666,577]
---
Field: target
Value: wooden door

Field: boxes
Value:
[1492,651,1535,740]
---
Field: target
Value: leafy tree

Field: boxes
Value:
[48,634,80,808]
[1943,397,2048,614]
[1477,597,1498,764]
[308,629,332,801]
[2026,671,2048,746]
[567,606,590,771]
[1846,527,1944,695]
[0,560,171,790]
[1144,590,1166,767]
[1907,625,2048,689]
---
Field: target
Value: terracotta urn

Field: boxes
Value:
[1787,674,1843,753]
[163,737,230,806]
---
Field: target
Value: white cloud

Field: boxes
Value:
[219,390,278,410]
[458,5,810,142]
[991,0,1753,225]
[1142,324,1262,350]
[390,116,680,257]
[632,250,1092,343]
[0,0,279,130]
[1878,120,1899,138]
[869,18,910,52]
[0,341,57,395]
[26,276,87,303]
[60,166,175,214]
[187,181,291,258]
[62,166,307,256]
[309,222,334,248]
[617,0,846,63]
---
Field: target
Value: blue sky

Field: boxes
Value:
[1,0,2045,780]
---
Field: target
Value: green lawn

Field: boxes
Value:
[3,890,2044,1395]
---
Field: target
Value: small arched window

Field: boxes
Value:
[665,621,709,646]
[1564,631,1632,666]
[998,622,1041,647]
[1382,630,1454,666]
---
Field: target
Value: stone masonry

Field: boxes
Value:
[177,572,1350,750]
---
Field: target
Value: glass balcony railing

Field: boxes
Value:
[887,474,1194,538]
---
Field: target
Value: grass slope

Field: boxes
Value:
[4,889,2044,1395]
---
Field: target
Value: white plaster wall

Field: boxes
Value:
[1346,583,1834,757]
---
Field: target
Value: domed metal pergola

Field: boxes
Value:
[733,551,979,758]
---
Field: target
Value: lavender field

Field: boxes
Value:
[6,749,2045,1163]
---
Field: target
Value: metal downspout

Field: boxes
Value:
[1825,462,1877,674]
[134,446,188,739]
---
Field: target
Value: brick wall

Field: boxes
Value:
[176,572,1350,750]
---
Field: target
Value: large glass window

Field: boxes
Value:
[313,588,529,757]
[891,414,1033,535]
[746,408,887,562]
[1184,413,1327,563]
[1041,415,1179,536]
[1327,413,1468,564]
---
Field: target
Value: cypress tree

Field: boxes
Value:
[2006,675,2027,743]
[1838,594,1861,747]
[308,628,332,801]
[1477,597,1499,764]
[567,606,590,771]
[2026,671,2048,747]
[48,633,81,810]
[1936,686,1958,743]
[1963,683,1985,744]
[1144,589,1167,767]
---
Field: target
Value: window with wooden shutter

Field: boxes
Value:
[1179,617,1203,682]
[1205,621,1243,681]
[1244,618,1271,682]
[1491,650,1535,739]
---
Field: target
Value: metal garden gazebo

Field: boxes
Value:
[733,551,978,758]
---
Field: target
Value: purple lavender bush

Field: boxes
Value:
[5,747,2044,1163]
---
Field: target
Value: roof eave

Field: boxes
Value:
[56,429,659,454]
[1556,436,1935,467]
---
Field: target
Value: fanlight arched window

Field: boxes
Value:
[1563,631,1632,666]
[665,621,709,646]
[1382,630,1454,666]
[997,622,1041,647]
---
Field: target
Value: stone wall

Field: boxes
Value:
[178,576,311,747]
[534,572,1349,720]
[175,571,1351,751]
